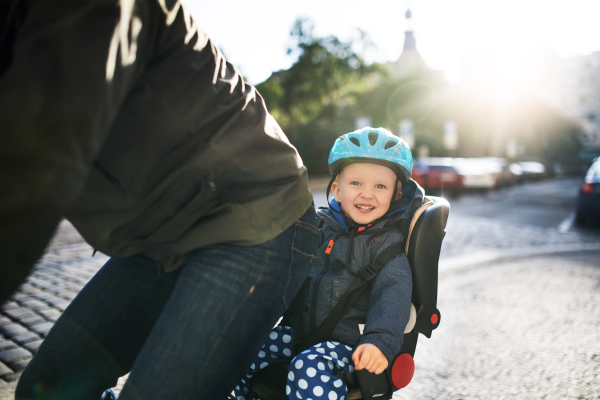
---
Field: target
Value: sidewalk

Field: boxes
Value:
[2,202,599,398]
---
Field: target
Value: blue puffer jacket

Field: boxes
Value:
[298,179,425,362]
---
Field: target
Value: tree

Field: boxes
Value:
[257,18,378,175]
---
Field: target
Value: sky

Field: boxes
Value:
[184,0,600,85]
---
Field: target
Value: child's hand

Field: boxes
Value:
[352,344,388,375]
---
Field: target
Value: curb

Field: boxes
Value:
[439,242,600,273]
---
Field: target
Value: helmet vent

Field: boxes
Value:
[368,131,379,146]
[384,140,398,150]
[349,137,360,147]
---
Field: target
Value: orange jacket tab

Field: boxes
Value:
[325,240,334,254]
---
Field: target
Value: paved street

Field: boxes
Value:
[397,251,600,400]
[1,178,599,399]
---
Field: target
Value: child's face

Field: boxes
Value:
[331,163,400,225]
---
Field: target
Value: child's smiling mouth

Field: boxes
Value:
[355,204,375,213]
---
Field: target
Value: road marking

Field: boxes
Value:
[558,212,576,234]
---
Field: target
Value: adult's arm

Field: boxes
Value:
[0,0,155,301]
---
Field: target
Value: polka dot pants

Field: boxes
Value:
[233,326,355,400]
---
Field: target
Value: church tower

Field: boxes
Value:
[390,8,426,77]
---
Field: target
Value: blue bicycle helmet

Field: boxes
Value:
[328,127,413,185]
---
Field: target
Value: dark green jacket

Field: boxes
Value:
[0,0,312,298]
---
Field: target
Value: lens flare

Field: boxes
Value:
[386,80,435,125]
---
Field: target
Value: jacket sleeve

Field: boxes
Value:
[358,253,413,362]
[0,0,157,301]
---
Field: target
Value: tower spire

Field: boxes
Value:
[403,8,416,52]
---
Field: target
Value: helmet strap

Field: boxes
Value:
[391,176,399,206]
[326,175,345,217]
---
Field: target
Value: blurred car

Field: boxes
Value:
[516,161,547,180]
[575,159,600,225]
[418,158,464,196]
[411,159,426,188]
[452,158,498,190]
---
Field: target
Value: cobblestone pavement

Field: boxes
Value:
[2,183,600,399]
[395,251,600,400]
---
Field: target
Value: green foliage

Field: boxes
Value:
[257,18,379,175]
[257,19,584,175]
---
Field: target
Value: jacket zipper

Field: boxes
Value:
[309,230,344,332]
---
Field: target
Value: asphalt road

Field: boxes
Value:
[395,250,600,400]
[447,178,584,230]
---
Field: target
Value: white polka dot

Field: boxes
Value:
[283,334,292,343]
[258,351,266,358]
[313,386,324,397]
[270,332,278,340]
[314,343,321,347]
[236,385,240,390]
[333,379,343,388]
[270,354,277,359]
[327,342,335,348]
[329,391,338,400]
[288,371,295,381]
[345,345,352,351]
[341,397,345,400]
[342,357,348,363]
[251,363,255,369]
[320,375,330,383]
[295,359,304,369]
[270,345,278,352]
[238,396,245,400]
[287,385,291,395]
[243,387,249,394]
[323,356,331,361]
[299,379,308,389]
[349,366,354,373]
[328,361,334,370]
[331,341,339,345]
[306,367,317,377]
[297,390,303,399]
[330,351,338,359]
[317,362,325,370]
[308,354,318,360]
[338,361,345,367]
[260,362,269,369]
[316,348,325,354]
[283,348,292,356]
[302,350,310,354]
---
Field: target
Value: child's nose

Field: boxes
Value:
[361,188,374,198]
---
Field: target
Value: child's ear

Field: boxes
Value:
[331,180,342,202]
[395,182,403,200]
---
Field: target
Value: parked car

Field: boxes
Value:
[453,158,499,190]
[516,161,547,180]
[411,159,426,188]
[575,159,600,225]
[418,157,464,196]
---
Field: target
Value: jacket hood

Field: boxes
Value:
[318,178,425,234]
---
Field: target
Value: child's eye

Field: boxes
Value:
[376,184,386,189]
[350,181,360,186]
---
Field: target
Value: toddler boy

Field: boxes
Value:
[232,127,424,400]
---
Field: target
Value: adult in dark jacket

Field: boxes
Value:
[1,0,318,398]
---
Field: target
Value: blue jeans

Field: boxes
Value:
[16,205,319,400]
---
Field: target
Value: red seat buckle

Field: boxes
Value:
[391,353,415,389]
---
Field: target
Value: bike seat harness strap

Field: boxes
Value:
[296,242,403,352]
